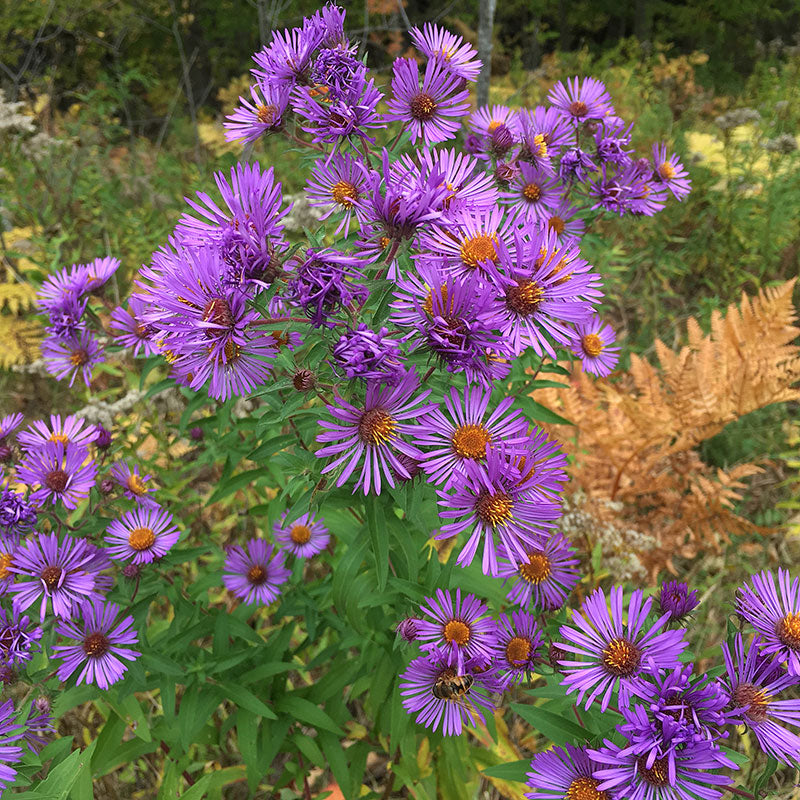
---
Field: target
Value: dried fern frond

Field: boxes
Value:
[0,282,38,315]
[0,315,41,369]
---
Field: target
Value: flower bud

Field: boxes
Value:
[292,369,316,392]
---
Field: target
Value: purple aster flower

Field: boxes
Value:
[305,152,370,237]
[41,291,87,337]
[558,586,688,711]
[306,3,347,47]
[315,370,435,495]
[721,633,800,765]
[309,46,362,98]
[82,256,120,293]
[399,646,496,736]
[104,506,181,564]
[395,617,422,643]
[16,442,97,510]
[436,443,564,576]
[53,599,140,690]
[415,588,498,669]
[498,532,581,611]
[23,697,54,753]
[516,105,574,159]
[17,414,98,451]
[41,328,104,387]
[251,24,322,90]
[571,316,620,377]
[0,413,23,457]
[175,162,289,287]
[737,568,800,677]
[416,384,529,487]
[331,324,405,383]
[548,77,613,123]
[8,532,98,620]
[590,163,667,217]
[385,57,470,147]
[273,511,330,558]
[224,81,290,144]
[284,247,367,328]
[658,581,699,624]
[538,198,586,243]
[0,699,23,792]
[652,143,691,200]
[488,231,602,358]
[222,538,290,606]
[558,147,597,182]
[0,606,42,665]
[494,610,542,686]
[390,260,509,388]
[418,206,517,278]
[501,162,563,223]
[595,120,634,166]
[410,23,481,81]
[0,489,37,538]
[36,264,90,313]
[110,295,159,357]
[109,461,157,508]
[292,68,385,145]
[525,743,607,800]
[468,105,518,156]
[590,738,735,800]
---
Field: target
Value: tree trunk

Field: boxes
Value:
[477,0,496,107]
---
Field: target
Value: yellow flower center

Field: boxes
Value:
[423,285,449,316]
[0,553,13,580]
[127,474,148,496]
[474,491,513,527]
[256,103,277,125]
[49,432,70,444]
[459,234,498,269]
[505,279,544,316]
[451,424,491,460]
[732,682,771,723]
[331,180,360,209]
[358,408,396,445]
[581,333,604,358]
[128,526,156,551]
[777,612,800,649]
[410,93,437,122]
[548,215,566,235]
[601,637,641,677]
[566,776,608,800]
[658,162,676,180]
[523,183,541,202]
[532,133,548,158]
[519,552,552,584]
[505,636,531,665]
[290,524,312,545]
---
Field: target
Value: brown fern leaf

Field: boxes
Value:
[0,316,41,369]
[0,282,38,315]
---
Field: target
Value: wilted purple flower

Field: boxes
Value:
[41,328,104,387]
[395,617,422,643]
[36,265,90,314]
[652,143,691,200]
[415,589,497,669]
[595,120,634,166]
[590,738,735,800]
[410,23,481,81]
[316,371,435,495]
[23,698,54,753]
[41,291,87,337]
[0,699,24,792]
[252,24,322,90]
[494,610,542,685]
[109,461,157,508]
[305,152,369,237]
[0,488,36,538]
[292,68,385,145]
[548,76,613,123]
[309,46,363,98]
[284,247,367,328]
[658,581,699,623]
[105,506,181,564]
[498,532,581,611]
[436,443,564,576]
[737,568,800,677]
[385,58,470,146]
[525,743,607,800]
[557,147,597,182]
[222,538,290,606]
[590,163,667,217]
[399,647,496,736]
[332,324,405,383]
[273,511,330,558]
[416,385,529,487]
[17,414,98,451]
[0,606,42,665]
[558,586,688,711]
[488,231,601,358]
[571,316,620,377]
[224,81,290,144]
[53,599,140,690]
[175,162,289,287]
[721,633,800,765]
[16,442,97,510]
[9,532,98,620]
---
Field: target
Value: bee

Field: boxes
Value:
[432,669,474,700]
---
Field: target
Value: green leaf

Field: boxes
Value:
[516,396,572,426]
[480,759,530,782]
[753,756,779,796]
[275,695,343,735]
[218,681,277,719]
[176,774,214,800]
[365,494,389,591]
[105,693,152,742]
[510,702,591,744]
[31,741,97,800]
[318,730,351,798]
[208,467,270,503]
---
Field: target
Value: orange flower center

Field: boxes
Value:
[331,180,359,208]
[49,433,70,444]
[505,636,531,665]
[732,682,771,723]
[128,526,156,551]
[0,553,13,580]
[459,234,498,269]
[519,552,552,583]
[777,613,800,649]
[523,183,541,202]
[290,524,312,544]
[451,424,491,459]
[474,491,513,527]
[566,776,608,800]
[127,474,148,496]
[256,103,277,125]
[443,619,471,645]
[548,215,566,235]
[601,637,641,677]
[658,162,676,180]
[358,408,396,445]
[247,565,267,585]
[70,349,89,366]
[582,333,604,358]
[505,279,543,316]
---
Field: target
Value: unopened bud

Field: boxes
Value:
[292,369,316,392]
[189,426,204,441]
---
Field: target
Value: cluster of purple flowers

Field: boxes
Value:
[222,510,330,606]
[37,256,119,386]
